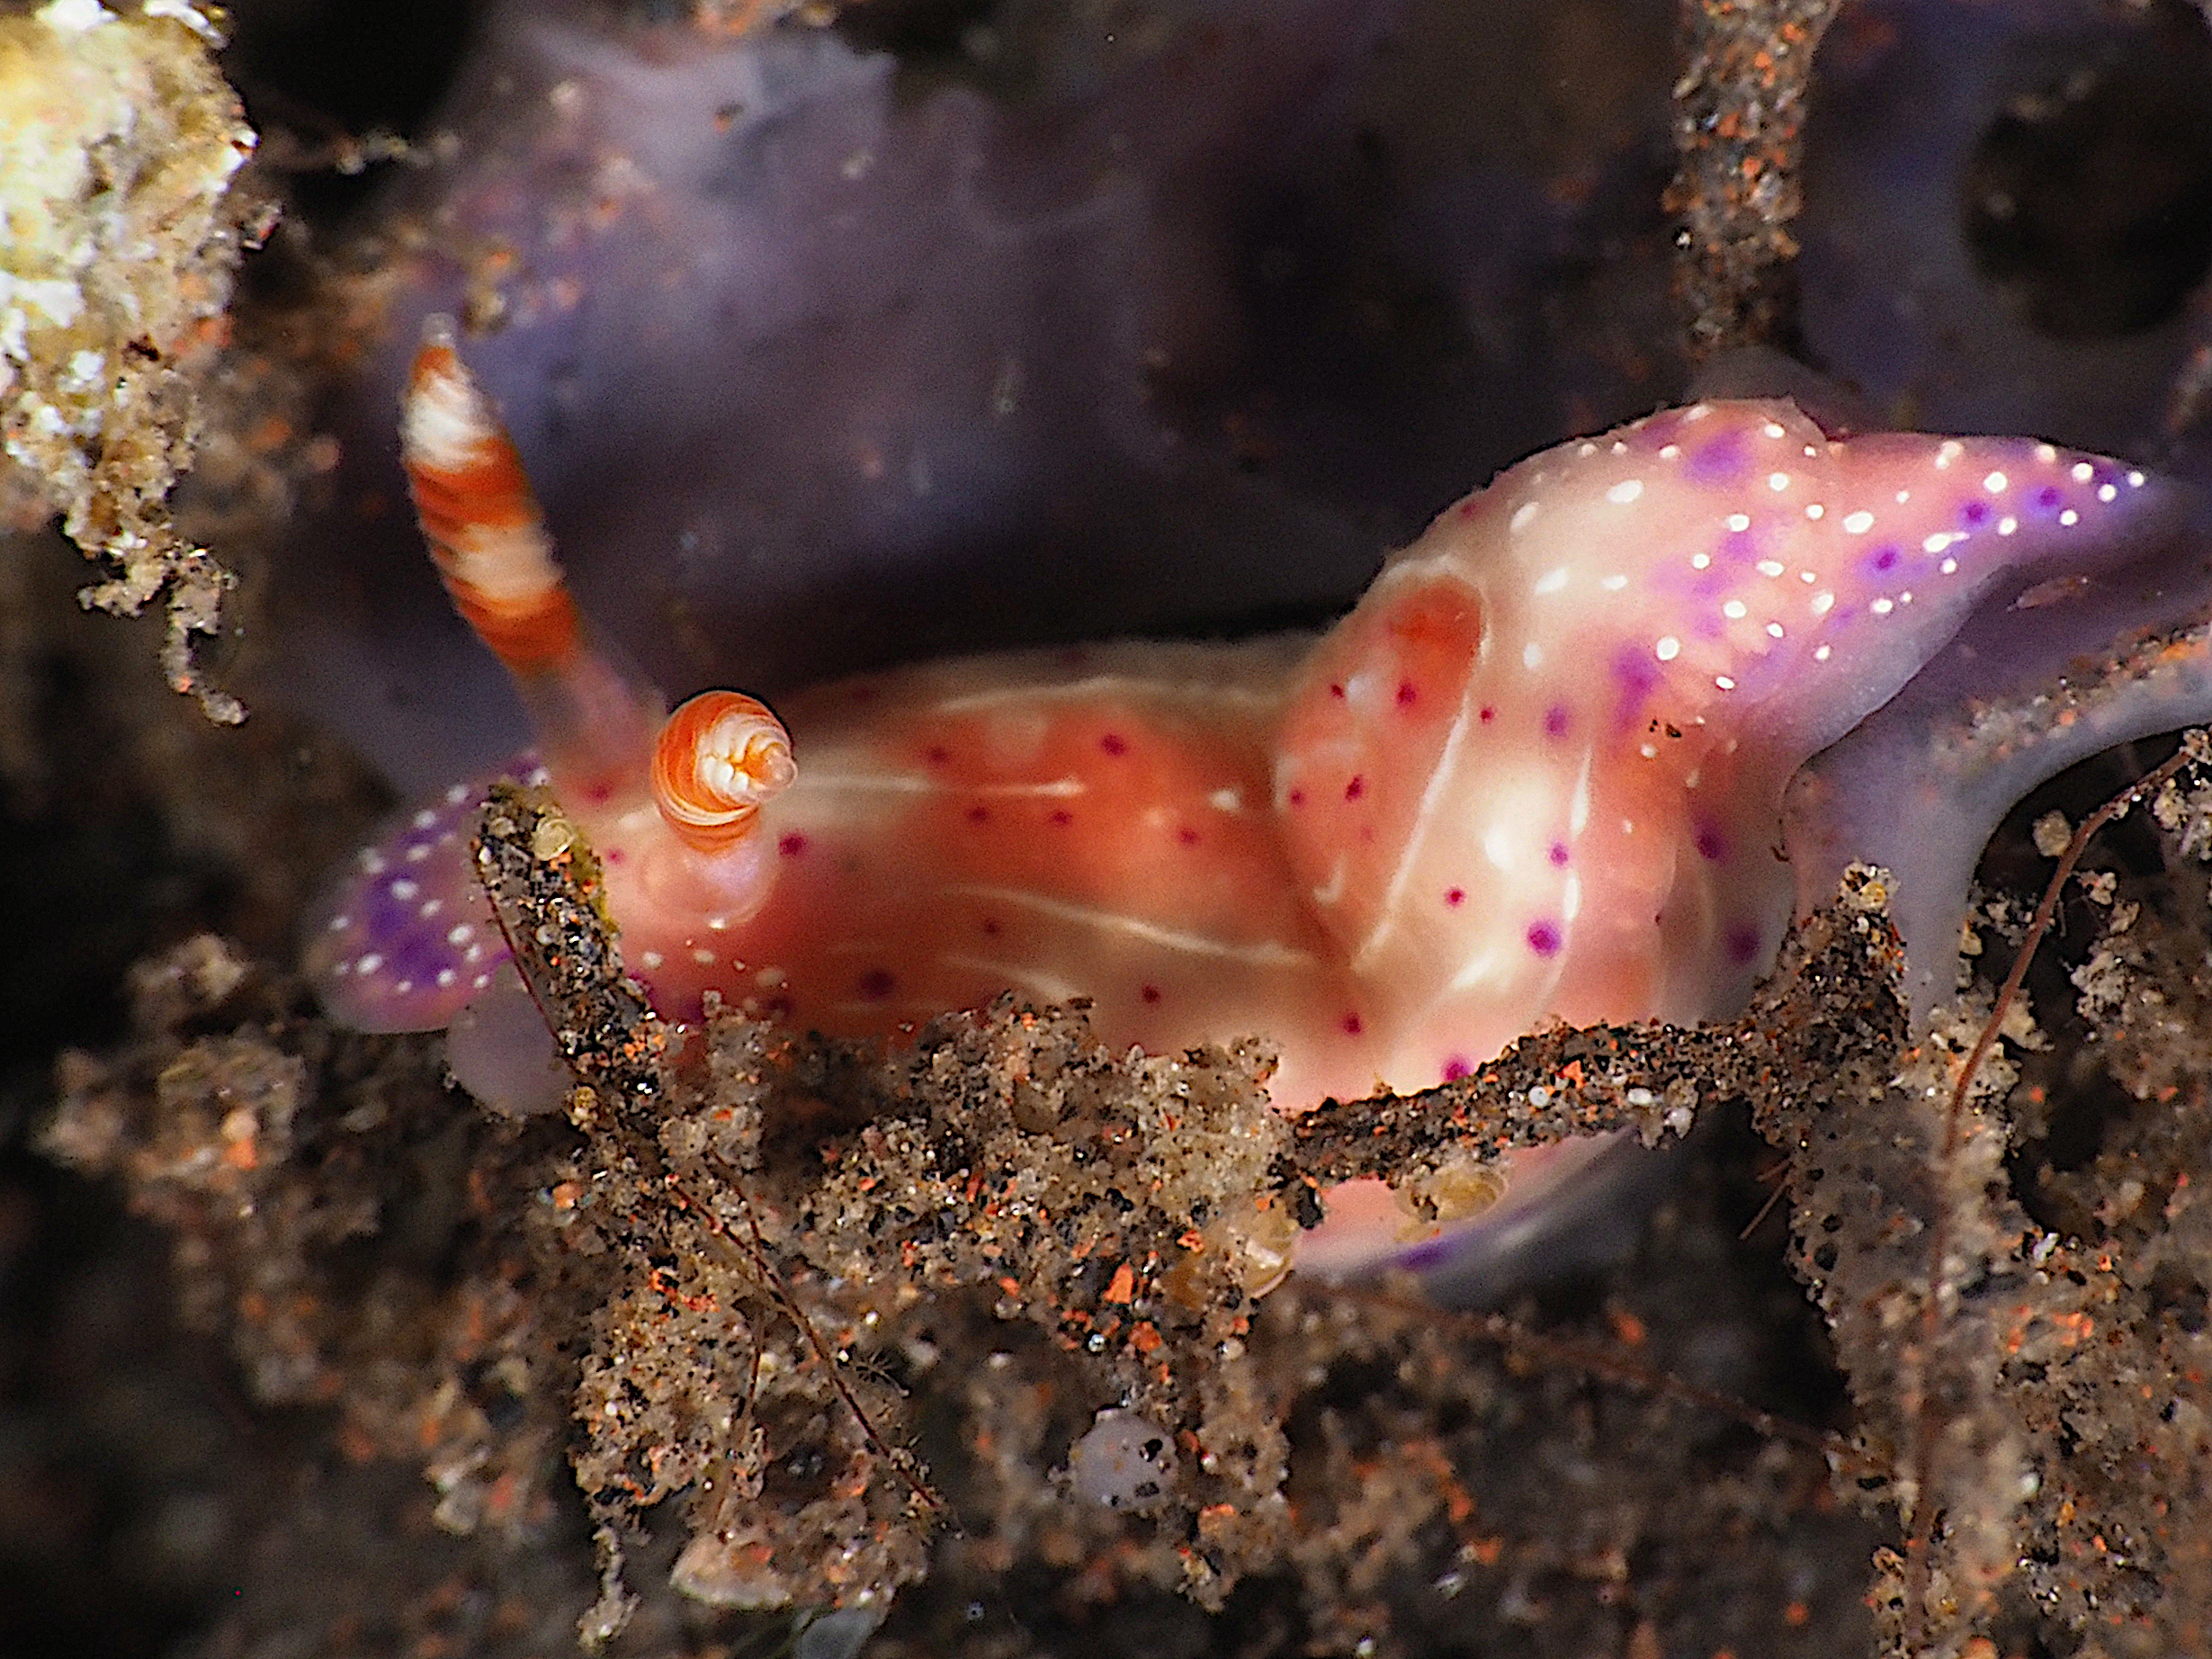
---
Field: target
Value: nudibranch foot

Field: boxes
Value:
[446,958,576,1117]
[309,344,2196,1272]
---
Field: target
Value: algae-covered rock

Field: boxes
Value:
[0,0,264,722]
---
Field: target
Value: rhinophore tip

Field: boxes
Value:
[651,690,798,852]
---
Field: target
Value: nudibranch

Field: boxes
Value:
[309,329,2195,1260]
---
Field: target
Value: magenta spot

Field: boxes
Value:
[1548,841,1570,866]
[1395,679,1419,707]
[1724,922,1761,964]
[1868,543,1900,573]
[778,833,809,857]
[981,918,1001,937]
[1456,498,1478,519]
[1049,808,1073,826]
[856,968,895,1000]
[1445,886,1465,907]
[1141,982,1162,1004]
[925,744,950,765]
[1612,643,1660,706]
[1526,920,1562,955]
[585,781,613,804]
[1442,1056,1472,1082]
[1176,826,1200,846]
[1686,428,1749,486]
[965,804,990,825]
[1329,682,1346,699]
[1099,732,1128,757]
[1341,1012,1363,1036]
[1693,822,1727,861]
[1287,788,1306,808]
[1344,776,1366,802]
[1960,499,1991,526]
[1543,704,1571,739]
[604,847,626,865]
[1479,705,1497,724]
[2036,485,2063,510]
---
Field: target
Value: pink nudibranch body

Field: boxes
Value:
[311,340,2174,1249]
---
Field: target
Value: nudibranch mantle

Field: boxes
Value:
[310,349,2181,1153]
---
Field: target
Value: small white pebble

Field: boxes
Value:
[1069,1410,1176,1512]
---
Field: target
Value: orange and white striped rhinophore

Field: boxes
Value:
[401,328,582,674]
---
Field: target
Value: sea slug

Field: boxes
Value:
[309,331,2202,1257]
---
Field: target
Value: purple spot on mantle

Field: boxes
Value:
[1694,822,1727,861]
[1099,732,1128,757]
[1395,1233,1459,1270]
[1612,642,1660,731]
[1867,543,1900,574]
[778,832,809,857]
[1442,1055,1472,1082]
[2036,485,2063,510]
[1724,922,1761,964]
[1686,429,1749,486]
[856,968,895,1000]
[1527,919,1562,955]
[1548,841,1570,866]
[1544,704,1571,739]
[1445,886,1465,907]
[1960,498,1991,526]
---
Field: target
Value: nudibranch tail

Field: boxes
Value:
[651,690,798,853]
[400,324,661,798]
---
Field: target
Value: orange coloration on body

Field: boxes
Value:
[310,328,2175,1264]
